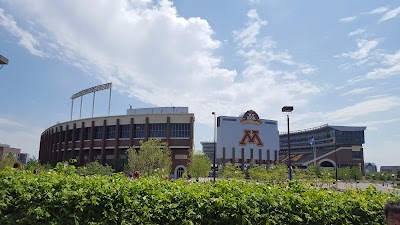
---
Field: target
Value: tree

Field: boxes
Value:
[0,153,17,170]
[247,166,269,181]
[219,163,245,179]
[77,161,114,176]
[126,139,172,177]
[187,152,211,179]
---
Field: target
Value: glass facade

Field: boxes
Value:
[149,123,166,138]
[335,131,364,145]
[170,123,190,138]
[75,128,81,141]
[120,125,130,138]
[94,126,103,140]
[84,127,91,140]
[134,124,145,138]
[106,125,116,139]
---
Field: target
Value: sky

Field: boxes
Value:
[0,0,399,170]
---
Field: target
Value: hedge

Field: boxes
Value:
[0,169,398,225]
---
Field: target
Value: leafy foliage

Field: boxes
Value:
[77,161,114,176]
[219,163,245,179]
[0,153,17,170]
[187,152,211,179]
[0,169,398,225]
[126,139,172,177]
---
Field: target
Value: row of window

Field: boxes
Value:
[49,123,190,142]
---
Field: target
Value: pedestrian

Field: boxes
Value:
[186,174,192,183]
[13,162,21,169]
[384,200,400,225]
[133,171,140,180]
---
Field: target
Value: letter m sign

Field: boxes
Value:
[239,129,264,146]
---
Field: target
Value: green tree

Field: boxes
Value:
[0,153,17,170]
[126,139,172,177]
[25,157,50,172]
[187,152,211,179]
[247,166,269,181]
[266,163,288,182]
[77,161,114,176]
[219,163,245,179]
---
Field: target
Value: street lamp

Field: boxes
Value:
[212,112,217,183]
[0,54,9,69]
[282,106,293,180]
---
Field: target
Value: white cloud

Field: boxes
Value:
[0,1,319,126]
[348,28,365,37]
[365,64,400,79]
[324,96,400,122]
[340,87,373,96]
[338,16,357,23]
[0,8,45,57]
[340,39,379,60]
[366,6,388,14]
[379,6,400,22]
[233,9,267,48]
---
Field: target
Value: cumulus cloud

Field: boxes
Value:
[379,6,400,22]
[338,16,357,23]
[0,1,320,125]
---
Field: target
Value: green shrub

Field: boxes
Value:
[0,169,397,225]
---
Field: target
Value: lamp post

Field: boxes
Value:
[0,54,9,69]
[282,106,293,181]
[212,112,216,183]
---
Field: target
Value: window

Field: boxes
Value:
[170,123,190,138]
[352,151,361,159]
[134,124,145,138]
[149,123,166,138]
[107,125,116,139]
[84,127,91,140]
[120,125,130,138]
[75,128,81,141]
[68,129,73,142]
[94,126,103,140]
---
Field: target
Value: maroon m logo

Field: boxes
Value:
[239,129,264,146]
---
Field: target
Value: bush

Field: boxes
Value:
[0,169,398,225]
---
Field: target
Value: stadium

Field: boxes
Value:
[279,124,366,174]
[38,84,194,178]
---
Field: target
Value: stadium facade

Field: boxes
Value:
[215,110,280,170]
[279,124,366,174]
[39,106,194,178]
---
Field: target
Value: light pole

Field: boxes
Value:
[282,106,293,181]
[0,54,9,69]
[212,112,216,183]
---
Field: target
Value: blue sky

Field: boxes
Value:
[1,0,399,169]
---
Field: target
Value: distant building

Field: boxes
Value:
[364,162,377,173]
[0,143,21,159]
[279,124,366,174]
[19,153,29,164]
[380,166,400,173]
[200,141,215,161]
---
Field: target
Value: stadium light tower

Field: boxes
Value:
[212,111,216,183]
[0,55,9,69]
[282,106,294,181]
